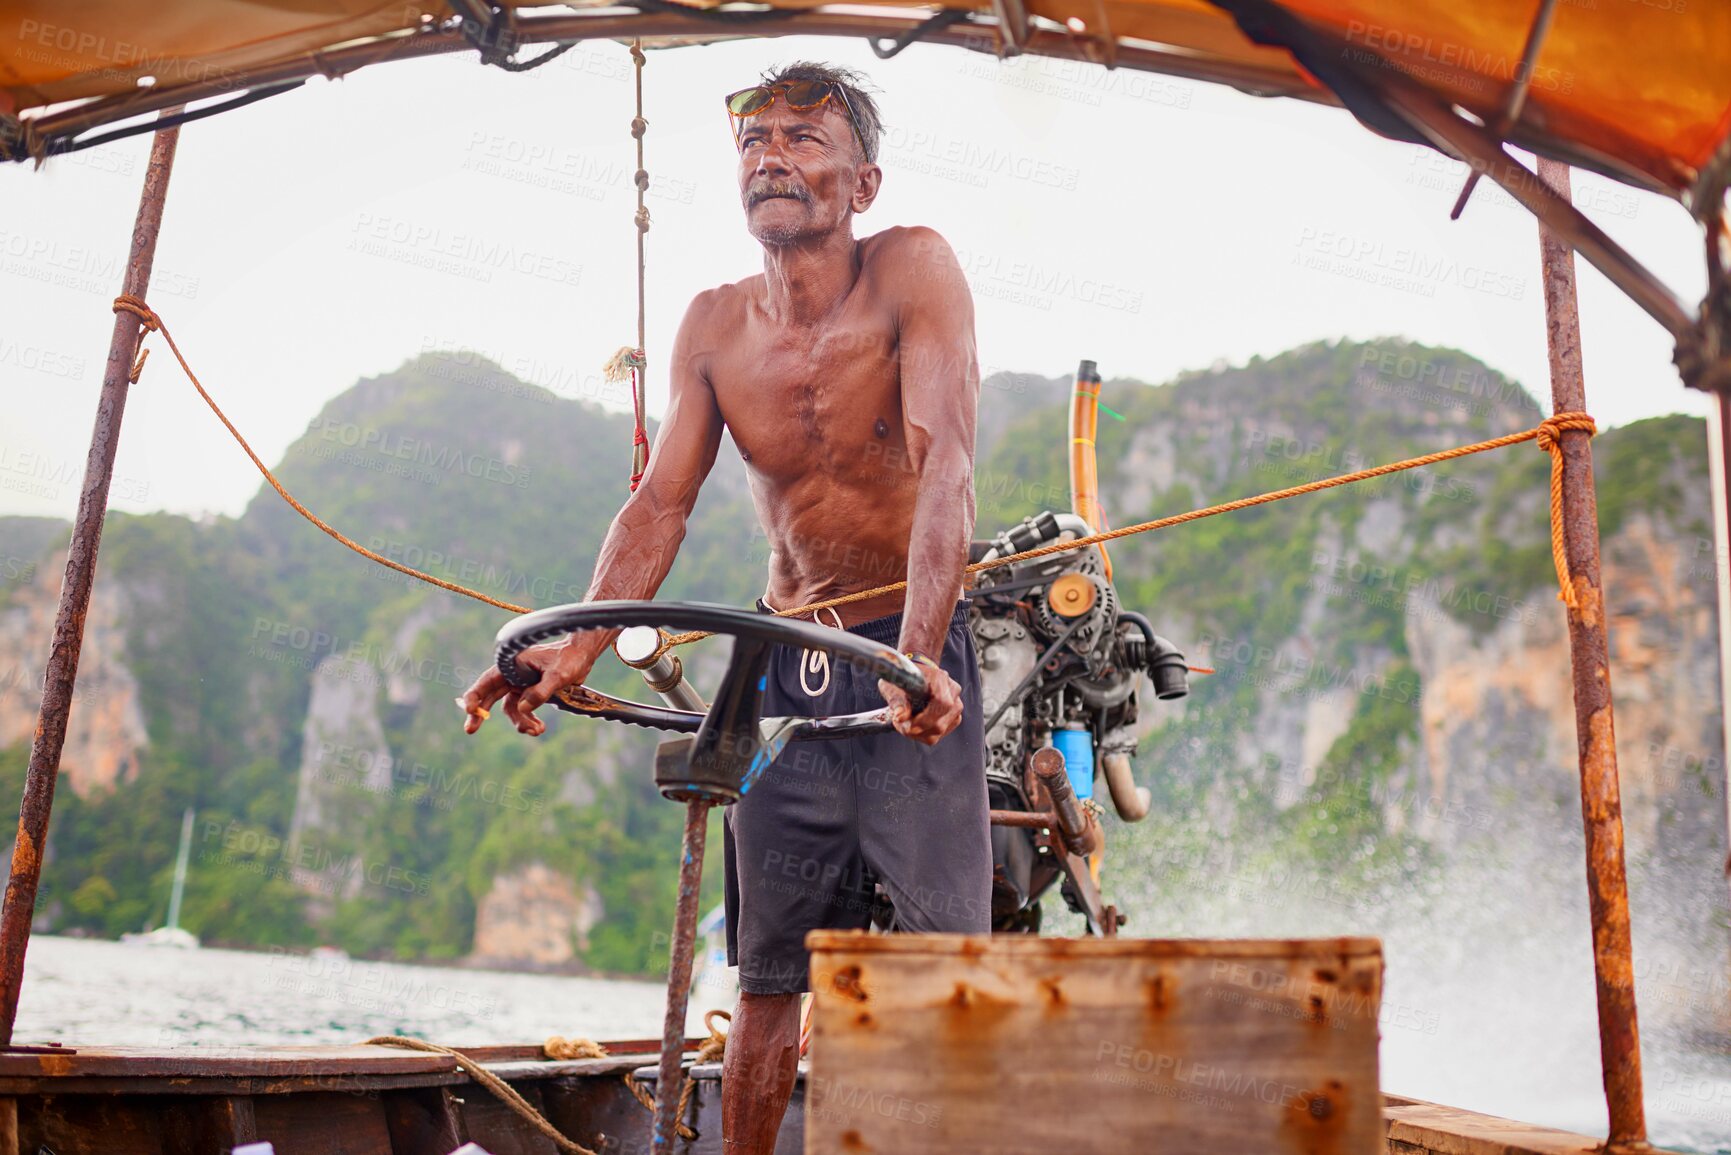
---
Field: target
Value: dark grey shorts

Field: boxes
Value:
[722,598,991,995]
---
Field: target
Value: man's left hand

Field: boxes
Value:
[879,663,963,745]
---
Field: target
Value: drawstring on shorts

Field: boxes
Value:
[763,596,845,697]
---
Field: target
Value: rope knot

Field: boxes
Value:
[1535,411,1598,613]
[113,295,160,382]
[631,116,648,139]
[604,346,647,383]
[112,294,161,332]
[1535,411,1596,454]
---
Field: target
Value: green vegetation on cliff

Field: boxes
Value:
[5,340,1709,968]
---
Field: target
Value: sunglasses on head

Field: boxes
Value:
[725,80,868,158]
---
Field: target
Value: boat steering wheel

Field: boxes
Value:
[494,600,931,804]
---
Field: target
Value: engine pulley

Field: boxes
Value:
[1046,572,1098,618]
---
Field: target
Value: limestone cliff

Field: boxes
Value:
[288,654,393,903]
[470,861,603,968]
[0,547,148,796]
[4,342,1721,982]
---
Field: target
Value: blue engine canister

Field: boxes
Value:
[1051,727,1095,800]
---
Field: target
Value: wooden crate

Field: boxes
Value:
[804,933,1383,1155]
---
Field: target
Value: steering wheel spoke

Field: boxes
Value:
[553,685,704,732]
[773,709,897,742]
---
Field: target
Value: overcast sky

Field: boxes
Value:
[0,33,1712,523]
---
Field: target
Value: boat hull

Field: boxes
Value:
[0,1043,1607,1155]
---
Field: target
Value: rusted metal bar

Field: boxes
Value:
[1372,72,1693,344]
[1032,747,1100,858]
[1709,396,1731,916]
[990,809,1058,829]
[651,798,712,1154]
[1535,156,1647,1149]
[1447,0,1558,219]
[987,0,1030,55]
[0,114,182,1047]
[12,12,1326,159]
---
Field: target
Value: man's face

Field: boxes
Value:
[735,96,876,245]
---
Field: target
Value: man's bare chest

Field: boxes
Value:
[709,321,903,478]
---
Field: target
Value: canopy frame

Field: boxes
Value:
[4,9,1731,1153]
[0,5,1684,194]
[5,4,1725,392]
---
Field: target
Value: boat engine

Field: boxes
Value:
[966,509,1190,932]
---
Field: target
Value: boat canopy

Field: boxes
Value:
[2,0,1728,200]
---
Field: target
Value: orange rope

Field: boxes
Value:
[111,295,532,615]
[1535,412,1598,610]
[656,410,1599,653]
[114,295,1597,645]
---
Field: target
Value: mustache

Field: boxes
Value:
[746,180,812,206]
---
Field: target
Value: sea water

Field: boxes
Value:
[13,935,700,1048]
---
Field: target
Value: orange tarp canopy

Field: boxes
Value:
[2,0,1728,194]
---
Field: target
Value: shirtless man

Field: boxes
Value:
[457,61,988,1152]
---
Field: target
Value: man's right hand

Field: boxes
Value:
[456,637,607,738]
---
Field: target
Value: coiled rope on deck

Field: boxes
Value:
[110,293,1599,650]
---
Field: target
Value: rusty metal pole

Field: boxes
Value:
[0,116,182,1046]
[1535,156,1648,1149]
[1708,395,1731,917]
[651,798,712,1153]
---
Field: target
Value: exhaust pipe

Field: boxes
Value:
[1102,752,1151,823]
[1069,359,1114,583]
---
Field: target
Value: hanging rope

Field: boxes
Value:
[113,293,1599,651]
[604,37,653,493]
[367,1024,726,1151]
[110,295,534,614]
[365,1035,600,1155]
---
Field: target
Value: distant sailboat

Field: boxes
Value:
[122,808,200,949]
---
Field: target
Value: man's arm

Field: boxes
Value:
[459,293,727,735]
[882,227,979,741]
